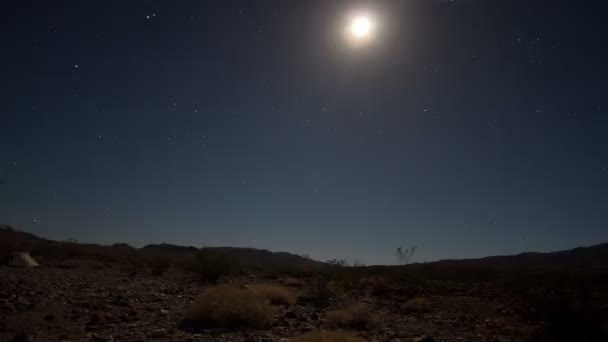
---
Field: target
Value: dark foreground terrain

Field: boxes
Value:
[1,227,607,341]
[0,263,535,341]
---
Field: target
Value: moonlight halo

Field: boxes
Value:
[351,16,371,38]
[345,12,376,46]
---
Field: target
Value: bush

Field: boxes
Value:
[185,286,274,328]
[304,276,332,306]
[282,277,303,288]
[400,297,432,314]
[327,304,375,330]
[250,284,296,306]
[292,330,365,342]
[367,278,391,297]
[188,249,239,283]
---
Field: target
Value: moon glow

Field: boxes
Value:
[351,16,372,39]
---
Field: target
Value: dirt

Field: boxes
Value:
[0,263,540,341]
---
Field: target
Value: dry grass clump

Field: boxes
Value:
[282,277,303,287]
[327,304,375,330]
[400,297,432,314]
[303,276,332,306]
[185,286,274,328]
[292,330,365,342]
[250,284,296,306]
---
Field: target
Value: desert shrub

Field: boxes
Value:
[0,238,17,260]
[148,256,172,276]
[400,297,432,314]
[304,275,332,306]
[327,258,350,267]
[185,286,274,328]
[187,249,239,283]
[327,304,375,330]
[250,284,296,306]
[282,277,303,287]
[292,330,365,342]
[367,278,391,297]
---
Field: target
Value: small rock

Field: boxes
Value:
[400,298,431,314]
[1,298,16,312]
[16,297,32,311]
[149,328,167,339]
[87,313,102,325]
[89,333,113,341]
[160,309,169,316]
[284,310,297,319]
[412,335,434,342]
[11,332,33,342]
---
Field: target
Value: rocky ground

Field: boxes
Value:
[0,262,540,342]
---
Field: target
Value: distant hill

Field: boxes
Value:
[142,243,198,255]
[431,243,608,271]
[142,243,323,268]
[1,225,323,268]
[3,225,606,270]
[206,247,324,268]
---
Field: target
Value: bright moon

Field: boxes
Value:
[351,16,372,39]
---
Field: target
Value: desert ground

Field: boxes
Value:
[1,262,536,342]
[1,227,607,341]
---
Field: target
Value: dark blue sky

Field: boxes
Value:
[1,0,607,264]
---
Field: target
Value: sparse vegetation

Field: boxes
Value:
[250,284,296,306]
[304,275,332,306]
[292,330,365,342]
[2,226,607,341]
[188,249,239,283]
[327,304,375,330]
[185,286,274,328]
[327,258,349,267]
[282,277,303,287]
[395,245,417,264]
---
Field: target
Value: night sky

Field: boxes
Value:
[1,0,607,264]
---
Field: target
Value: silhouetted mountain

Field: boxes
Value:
[142,243,198,255]
[432,243,608,271]
[1,226,322,268]
[0,225,48,244]
[205,247,324,268]
[3,225,607,270]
